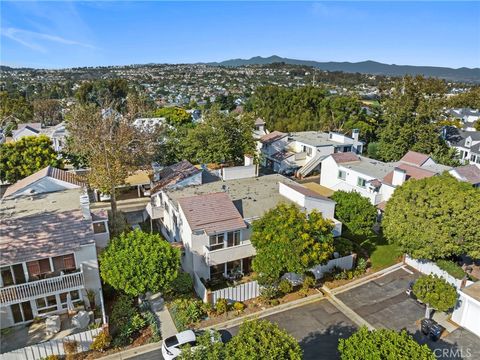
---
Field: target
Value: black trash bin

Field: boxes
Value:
[421,318,435,335]
[429,324,445,341]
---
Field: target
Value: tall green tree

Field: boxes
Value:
[0,135,63,183]
[377,76,455,164]
[99,230,181,297]
[251,203,334,285]
[338,327,435,360]
[179,330,226,360]
[331,191,377,236]
[33,99,63,126]
[182,107,255,165]
[153,107,192,127]
[447,87,480,109]
[0,91,33,125]
[383,174,480,260]
[75,79,129,111]
[225,320,302,360]
[413,275,458,319]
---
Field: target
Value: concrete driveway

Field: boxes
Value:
[227,299,357,360]
[336,266,424,333]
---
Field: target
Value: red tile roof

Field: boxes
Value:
[3,166,85,199]
[0,210,95,266]
[399,151,431,166]
[260,131,287,144]
[178,192,246,235]
[383,163,436,185]
[330,152,360,164]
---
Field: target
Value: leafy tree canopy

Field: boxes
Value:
[75,79,129,111]
[0,91,33,125]
[251,203,334,285]
[225,319,302,360]
[447,87,480,109]
[338,327,435,360]
[383,174,480,260]
[153,107,192,126]
[99,230,181,296]
[376,76,456,165]
[182,107,256,166]
[331,191,377,236]
[0,135,63,183]
[413,275,458,312]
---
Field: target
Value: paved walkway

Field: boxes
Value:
[147,292,177,339]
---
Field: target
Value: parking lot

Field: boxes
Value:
[227,299,357,360]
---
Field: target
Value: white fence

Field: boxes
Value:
[0,328,101,360]
[193,273,208,303]
[211,280,260,305]
[405,255,474,290]
[310,254,355,280]
[221,165,257,181]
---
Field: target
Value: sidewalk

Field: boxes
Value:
[147,292,178,339]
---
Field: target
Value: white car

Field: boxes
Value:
[161,329,231,360]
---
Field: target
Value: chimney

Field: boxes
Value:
[79,193,91,220]
[392,167,407,186]
[352,129,360,143]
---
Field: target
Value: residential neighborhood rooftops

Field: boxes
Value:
[151,160,201,194]
[451,165,480,185]
[178,192,247,235]
[259,131,287,144]
[399,151,431,166]
[288,131,362,148]
[0,209,95,266]
[342,156,396,179]
[165,174,298,220]
[0,189,86,219]
[383,163,436,185]
[330,152,360,164]
[3,166,85,199]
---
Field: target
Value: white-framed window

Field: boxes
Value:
[337,170,346,180]
[60,290,81,309]
[93,221,108,234]
[227,231,241,247]
[36,295,58,314]
[357,177,367,188]
[209,233,225,251]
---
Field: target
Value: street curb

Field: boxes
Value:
[98,342,161,360]
[203,291,325,330]
[330,262,403,295]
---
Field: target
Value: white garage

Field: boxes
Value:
[452,281,480,337]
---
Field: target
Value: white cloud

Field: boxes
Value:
[1,27,95,53]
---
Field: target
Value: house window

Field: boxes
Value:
[227,260,242,275]
[27,259,51,278]
[227,231,241,247]
[60,290,81,308]
[209,233,224,251]
[344,146,352,152]
[357,177,367,188]
[337,170,346,180]
[52,254,76,272]
[471,154,477,162]
[210,264,225,280]
[36,295,58,314]
[93,221,107,234]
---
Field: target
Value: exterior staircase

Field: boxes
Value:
[297,153,326,178]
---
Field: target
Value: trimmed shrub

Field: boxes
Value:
[334,237,355,256]
[278,279,293,295]
[233,302,245,314]
[215,298,229,315]
[90,330,111,352]
[110,294,136,331]
[170,272,194,296]
[436,260,465,280]
[303,275,316,289]
[260,285,278,301]
[169,298,206,331]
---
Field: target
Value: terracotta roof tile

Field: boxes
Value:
[330,152,360,164]
[178,192,246,235]
[399,151,431,166]
[260,131,287,144]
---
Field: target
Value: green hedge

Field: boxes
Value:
[436,260,465,280]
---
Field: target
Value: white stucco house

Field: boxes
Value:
[319,150,451,208]
[452,281,480,337]
[0,186,107,329]
[151,173,342,283]
[443,126,480,168]
[446,108,479,132]
[258,130,364,178]
[11,122,69,152]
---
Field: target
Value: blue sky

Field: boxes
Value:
[1,1,479,69]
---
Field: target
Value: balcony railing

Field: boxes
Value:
[204,240,256,266]
[0,269,85,306]
[146,202,164,219]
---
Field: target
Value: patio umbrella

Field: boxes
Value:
[66,293,74,312]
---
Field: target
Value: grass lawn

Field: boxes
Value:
[342,230,403,271]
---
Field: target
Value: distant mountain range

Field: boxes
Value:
[206,55,480,83]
